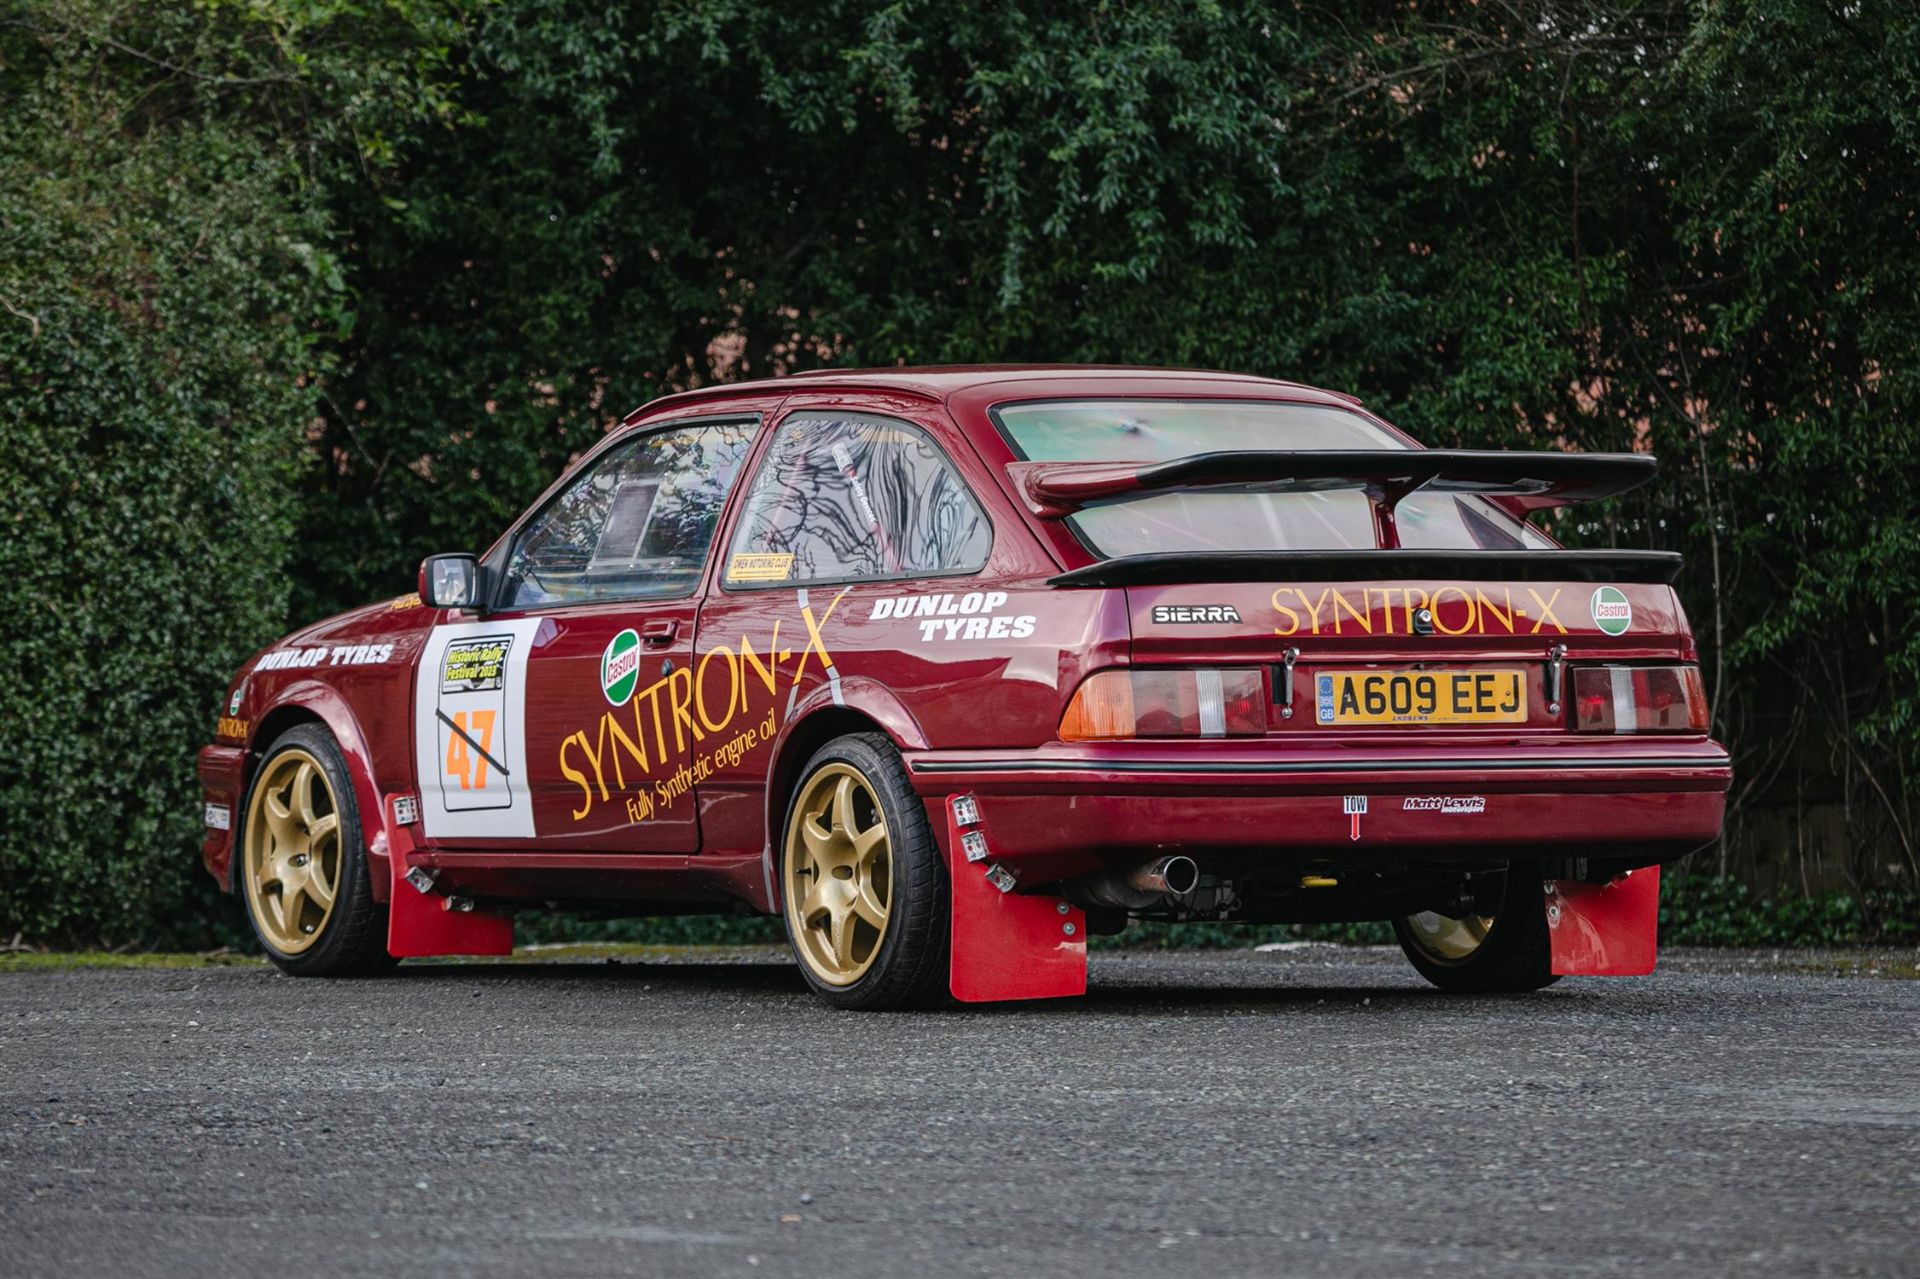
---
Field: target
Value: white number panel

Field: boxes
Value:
[413,618,544,840]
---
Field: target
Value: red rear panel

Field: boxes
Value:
[1125,577,1691,741]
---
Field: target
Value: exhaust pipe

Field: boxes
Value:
[1071,855,1201,911]
[1129,855,1199,898]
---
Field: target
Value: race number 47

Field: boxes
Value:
[445,709,497,790]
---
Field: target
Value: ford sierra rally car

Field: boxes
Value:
[198,366,1729,1007]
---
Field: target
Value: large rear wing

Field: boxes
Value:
[1012,447,1654,521]
[1049,548,1684,587]
[1010,447,1662,565]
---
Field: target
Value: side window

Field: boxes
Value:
[724,413,992,586]
[500,419,754,609]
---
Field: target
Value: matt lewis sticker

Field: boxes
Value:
[1402,796,1487,815]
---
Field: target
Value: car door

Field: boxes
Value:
[423,415,759,853]
[690,403,1000,856]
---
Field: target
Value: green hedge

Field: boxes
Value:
[0,100,321,947]
[6,1,1920,949]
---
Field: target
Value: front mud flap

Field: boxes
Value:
[1546,866,1659,977]
[942,794,1087,1003]
[384,796,513,959]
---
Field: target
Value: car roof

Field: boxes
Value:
[624,364,1363,422]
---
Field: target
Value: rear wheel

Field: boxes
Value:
[1393,866,1558,994]
[239,725,395,977]
[780,733,947,1010]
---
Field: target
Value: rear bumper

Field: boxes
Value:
[905,738,1729,880]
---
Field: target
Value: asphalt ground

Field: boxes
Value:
[3,945,1917,1279]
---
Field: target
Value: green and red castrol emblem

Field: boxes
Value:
[1590,586,1633,636]
[601,628,641,705]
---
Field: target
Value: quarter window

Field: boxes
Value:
[726,413,991,586]
[499,420,754,609]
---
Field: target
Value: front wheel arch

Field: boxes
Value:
[234,691,389,902]
[236,722,396,976]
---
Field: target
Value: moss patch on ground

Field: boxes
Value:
[0,950,267,971]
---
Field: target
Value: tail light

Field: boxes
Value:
[1060,668,1267,740]
[1571,665,1710,733]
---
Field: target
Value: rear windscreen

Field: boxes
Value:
[993,399,1553,557]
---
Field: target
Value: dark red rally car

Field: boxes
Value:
[198,367,1729,1007]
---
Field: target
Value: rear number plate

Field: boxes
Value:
[1316,669,1526,725]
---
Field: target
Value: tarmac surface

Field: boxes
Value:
[3,945,1917,1278]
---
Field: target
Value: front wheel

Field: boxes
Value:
[1393,866,1559,994]
[238,724,395,976]
[780,733,948,1010]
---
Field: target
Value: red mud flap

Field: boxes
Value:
[384,796,513,959]
[1546,866,1659,977]
[943,794,1087,1003]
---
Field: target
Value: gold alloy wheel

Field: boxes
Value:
[1403,911,1495,962]
[783,763,893,986]
[243,749,343,955]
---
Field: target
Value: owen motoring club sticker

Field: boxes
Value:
[1590,586,1633,636]
[601,629,641,706]
[727,552,795,583]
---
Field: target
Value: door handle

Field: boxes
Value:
[641,619,680,645]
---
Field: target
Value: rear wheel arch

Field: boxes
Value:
[768,707,894,835]
[763,701,924,905]
[778,730,949,1008]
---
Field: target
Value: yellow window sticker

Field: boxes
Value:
[728,552,795,582]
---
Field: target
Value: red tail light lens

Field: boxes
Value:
[1060,669,1267,741]
[1571,665,1710,734]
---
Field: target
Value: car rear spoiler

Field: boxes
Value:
[1048,549,1684,588]
[1010,449,1656,522]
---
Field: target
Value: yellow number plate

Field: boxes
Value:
[1315,669,1527,725]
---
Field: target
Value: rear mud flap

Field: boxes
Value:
[1546,866,1659,977]
[943,794,1087,1003]
[384,796,513,959]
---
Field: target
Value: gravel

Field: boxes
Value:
[3,946,1916,1278]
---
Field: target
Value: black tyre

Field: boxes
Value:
[237,724,396,976]
[779,732,948,1010]
[1393,866,1559,994]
